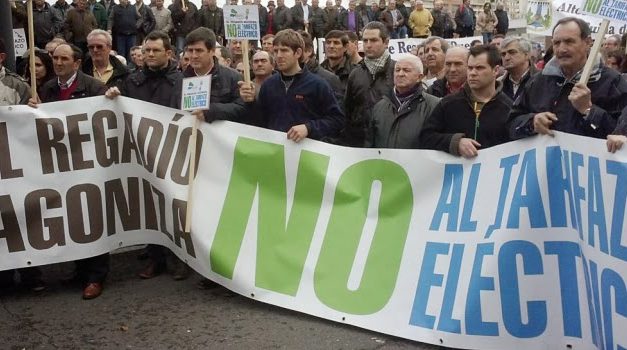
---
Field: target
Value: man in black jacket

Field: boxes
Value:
[105,31,187,280]
[342,21,395,147]
[299,31,344,103]
[273,0,292,33]
[108,0,140,60]
[199,0,224,44]
[83,29,129,88]
[33,0,64,49]
[28,44,109,300]
[428,46,468,98]
[183,27,246,123]
[320,30,355,94]
[508,17,627,141]
[498,36,536,102]
[420,44,512,158]
[494,3,508,36]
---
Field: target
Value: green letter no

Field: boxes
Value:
[314,160,413,314]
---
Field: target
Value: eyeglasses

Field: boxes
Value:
[88,44,106,50]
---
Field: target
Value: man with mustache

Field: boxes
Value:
[508,17,627,141]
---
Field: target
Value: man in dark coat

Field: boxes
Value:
[494,3,508,35]
[342,21,395,147]
[28,43,109,300]
[105,31,186,280]
[508,18,627,141]
[239,29,345,142]
[290,0,312,31]
[273,0,292,32]
[33,0,64,49]
[420,45,512,157]
[366,54,440,148]
[82,29,129,88]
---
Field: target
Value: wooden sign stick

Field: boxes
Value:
[241,40,251,83]
[184,117,199,234]
[27,0,37,99]
[579,19,609,86]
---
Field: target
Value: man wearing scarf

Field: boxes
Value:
[366,54,440,148]
[508,17,627,141]
[342,21,395,147]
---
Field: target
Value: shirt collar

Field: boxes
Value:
[58,72,78,89]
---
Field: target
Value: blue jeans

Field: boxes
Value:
[482,32,493,44]
[116,34,136,62]
[398,25,408,38]
[176,36,186,55]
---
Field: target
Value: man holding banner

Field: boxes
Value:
[183,27,246,123]
[238,29,344,142]
[105,31,188,281]
[508,17,627,140]
[27,43,110,299]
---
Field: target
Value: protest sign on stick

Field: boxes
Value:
[224,5,260,83]
[579,0,627,84]
[181,75,211,233]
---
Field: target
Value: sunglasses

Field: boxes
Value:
[88,44,107,50]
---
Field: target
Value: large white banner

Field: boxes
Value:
[317,36,483,63]
[526,0,627,35]
[1,97,626,350]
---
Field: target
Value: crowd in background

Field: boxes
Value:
[2,0,627,299]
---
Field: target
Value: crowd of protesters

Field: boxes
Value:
[2,0,627,299]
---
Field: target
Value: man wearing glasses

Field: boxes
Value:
[498,36,537,102]
[82,29,129,88]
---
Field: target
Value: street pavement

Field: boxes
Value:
[0,249,451,350]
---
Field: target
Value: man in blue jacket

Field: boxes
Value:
[508,17,627,141]
[238,29,344,143]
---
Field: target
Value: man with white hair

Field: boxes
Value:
[82,29,129,88]
[365,53,440,148]
[498,36,536,101]
[602,34,620,55]
[428,46,468,97]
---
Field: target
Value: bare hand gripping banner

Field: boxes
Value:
[1,97,626,350]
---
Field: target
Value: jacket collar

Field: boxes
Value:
[542,54,603,84]
[131,61,180,86]
[461,79,504,103]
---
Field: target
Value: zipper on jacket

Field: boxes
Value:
[473,101,481,140]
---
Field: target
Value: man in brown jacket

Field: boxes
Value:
[64,0,98,53]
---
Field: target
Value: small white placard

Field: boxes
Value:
[181,75,212,111]
[223,5,260,40]
[13,29,27,57]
